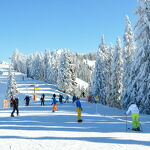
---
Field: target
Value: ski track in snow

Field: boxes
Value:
[0,64,150,150]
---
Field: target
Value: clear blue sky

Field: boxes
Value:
[0,0,137,61]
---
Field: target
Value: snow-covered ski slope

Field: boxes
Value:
[0,63,150,150]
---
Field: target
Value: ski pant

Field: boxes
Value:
[26,100,30,106]
[11,106,19,116]
[76,107,82,121]
[41,100,45,106]
[132,113,140,129]
[52,104,58,111]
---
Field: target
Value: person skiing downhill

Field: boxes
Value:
[75,97,83,122]
[11,97,19,117]
[52,94,58,112]
[126,102,140,131]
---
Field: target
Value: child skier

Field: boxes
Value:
[126,102,140,131]
[52,94,58,112]
[75,97,82,122]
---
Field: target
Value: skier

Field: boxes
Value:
[64,95,69,103]
[87,95,91,103]
[40,93,45,106]
[126,102,140,131]
[75,97,83,122]
[24,95,30,106]
[11,97,19,117]
[59,94,64,104]
[52,94,58,112]
[81,92,85,97]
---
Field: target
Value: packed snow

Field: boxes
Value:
[0,63,150,150]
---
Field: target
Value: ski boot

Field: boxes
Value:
[136,127,141,131]
[78,119,83,123]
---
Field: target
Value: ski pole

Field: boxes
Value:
[139,116,143,131]
[126,114,127,132]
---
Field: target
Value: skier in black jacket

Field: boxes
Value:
[40,94,45,106]
[11,97,19,117]
[24,95,30,106]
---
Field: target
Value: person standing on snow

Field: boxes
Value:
[24,95,30,106]
[40,93,45,106]
[95,95,100,103]
[11,97,19,117]
[75,97,83,122]
[59,94,64,104]
[64,95,69,103]
[126,102,140,131]
[52,93,58,112]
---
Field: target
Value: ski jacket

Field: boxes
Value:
[42,94,45,99]
[12,98,19,108]
[126,104,139,115]
[76,99,82,108]
[59,95,64,99]
[72,95,77,102]
[95,96,99,101]
[52,97,57,104]
[24,96,30,101]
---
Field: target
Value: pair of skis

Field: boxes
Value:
[127,128,143,132]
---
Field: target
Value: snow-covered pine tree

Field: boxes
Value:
[122,16,136,103]
[106,44,114,105]
[12,49,27,74]
[31,52,44,81]
[90,36,108,104]
[11,49,20,72]
[110,38,123,109]
[123,0,150,114]
[57,50,77,94]
[49,50,59,84]
[6,65,18,98]
[43,49,51,82]
[26,54,33,78]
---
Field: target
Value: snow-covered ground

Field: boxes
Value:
[0,63,150,150]
[76,78,89,89]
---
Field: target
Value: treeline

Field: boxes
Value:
[11,49,96,95]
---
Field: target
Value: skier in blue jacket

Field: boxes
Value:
[75,97,82,122]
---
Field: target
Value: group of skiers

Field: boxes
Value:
[9,93,141,130]
[50,93,83,122]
